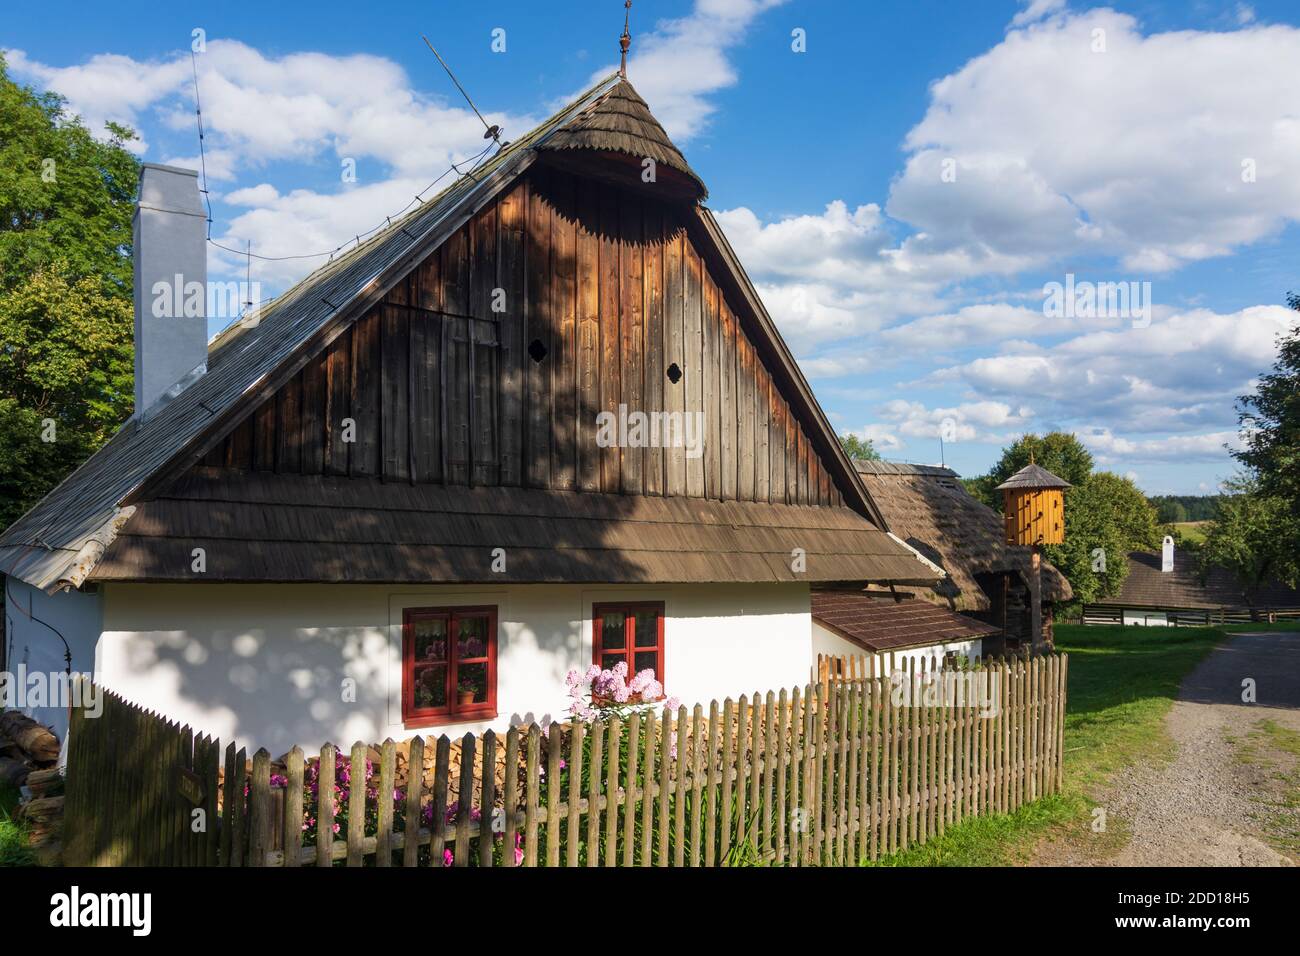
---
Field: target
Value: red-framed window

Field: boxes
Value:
[593,602,665,685]
[402,605,497,725]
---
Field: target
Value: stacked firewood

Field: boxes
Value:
[0,711,64,863]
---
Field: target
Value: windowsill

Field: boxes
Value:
[403,709,498,729]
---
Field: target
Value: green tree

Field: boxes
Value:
[839,432,881,462]
[1042,471,1160,606]
[1231,293,1300,581]
[970,432,1094,509]
[1199,478,1298,595]
[0,54,139,530]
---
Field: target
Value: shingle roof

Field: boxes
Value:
[0,73,929,593]
[1104,550,1300,610]
[812,590,999,652]
[853,460,1072,611]
[89,469,939,585]
[0,74,624,592]
[995,462,1072,490]
[539,79,706,199]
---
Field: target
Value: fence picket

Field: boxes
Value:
[524,725,541,867]
[314,745,333,867]
[346,742,366,866]
[456,734,475,867]
[61,657,1068,869]
[431,736,452,867]
[505,726,521,868]
[407,735,426,868]
[479,731,495,868]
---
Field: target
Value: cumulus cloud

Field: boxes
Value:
[580,0,790,141]
[892,9,1300,273]
[1080,427,1241,464]
[930,304,1297,434]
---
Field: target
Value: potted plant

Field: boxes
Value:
[457,678,478,706]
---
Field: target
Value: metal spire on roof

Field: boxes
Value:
[620,1,633,78]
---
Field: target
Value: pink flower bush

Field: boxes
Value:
[564,662,667,722]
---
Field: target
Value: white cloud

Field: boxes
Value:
[892,9,1300,273]
[1080,427,1240,464]
[930,304,1298,435]
[585,0,790,141]
[1010,0,1067,29]
[872,398,1036,445]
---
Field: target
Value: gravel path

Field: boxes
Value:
[1102,631,1300,867]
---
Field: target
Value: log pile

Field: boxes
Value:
[0,710,64,863]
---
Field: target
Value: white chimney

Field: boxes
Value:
[1161,534,1175,573]
[133,163,208,417]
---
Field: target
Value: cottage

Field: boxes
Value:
[1083,546,1300,627]
[0,73,941,755]
[846,462,1072,653]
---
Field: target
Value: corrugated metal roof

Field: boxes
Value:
[0,74,624,592]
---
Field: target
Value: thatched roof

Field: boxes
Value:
[853,461,1073,612]
[538,79,707,200]
[813,590,999,652]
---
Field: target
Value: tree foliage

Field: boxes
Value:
[839,433,881,462]
[965,432,1160,606]
[1199,479,1297,594]
[1042,471,1160,605]
[1210,291,1300,589]
[0,54,139,530]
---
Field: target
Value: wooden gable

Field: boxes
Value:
[195,167,847,508]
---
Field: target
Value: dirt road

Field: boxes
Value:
[1102,631,1300,866]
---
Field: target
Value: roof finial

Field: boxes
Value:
[619,1,633,78]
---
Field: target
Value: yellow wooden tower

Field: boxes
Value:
[995,461,1070,649]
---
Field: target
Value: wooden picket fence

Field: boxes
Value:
[62,653,1068,867]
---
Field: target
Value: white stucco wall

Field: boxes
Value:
[97,582,812,756]
[2,578,102,739]
[811,620,982,677]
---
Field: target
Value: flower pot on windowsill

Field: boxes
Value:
[457,690,477,706]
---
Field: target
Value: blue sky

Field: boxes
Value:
[6,0,1299,494]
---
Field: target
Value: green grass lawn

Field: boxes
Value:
[866,623,1224,866]
[1222,620,1300,632]
[1171,520,1210,544]
[0,782,37,868]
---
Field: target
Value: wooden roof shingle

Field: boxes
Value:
[812,590,999,652]
[853,461,1072,611]
[89,470,938,585]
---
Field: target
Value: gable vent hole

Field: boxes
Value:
[528,339,549,363]
[666,362,683,384]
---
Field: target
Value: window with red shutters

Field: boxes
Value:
[592,602,665,687]
[402,605,497,725]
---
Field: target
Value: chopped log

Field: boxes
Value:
[24,768,64,797]
[16,794,63,824]
[0,711,60,763]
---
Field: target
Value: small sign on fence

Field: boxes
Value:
[177,767,205,806]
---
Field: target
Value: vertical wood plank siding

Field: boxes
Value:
[201,169,844,509]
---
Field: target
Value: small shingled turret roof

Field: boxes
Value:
[538,79,707,200]
[995,462,1072,490]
